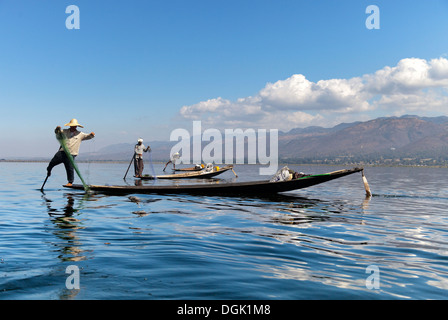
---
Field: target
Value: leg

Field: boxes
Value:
[138,159,144,176]
[47,150,64,176]
[62,153,76,184]
[134,157,139,176]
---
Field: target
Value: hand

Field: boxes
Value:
[90,132,95,137]
[54,126,62,134]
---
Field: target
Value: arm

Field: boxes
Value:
[54,127,69,139]
[81,132,95,141]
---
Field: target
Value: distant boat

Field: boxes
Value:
[64,167,368,196]
[140,164,234,180]
[172,164,204,172]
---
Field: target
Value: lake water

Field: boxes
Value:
[1,161,448,300]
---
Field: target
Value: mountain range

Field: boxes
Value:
[76,115,448,165]
[278,115,448,164]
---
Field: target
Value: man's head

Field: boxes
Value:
[65,119,83,131]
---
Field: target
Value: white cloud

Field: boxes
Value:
[364,58,448,94]
[375,89,448,115]
[258,74,371,114]
[179,97,231,119]
[179,57,448,131]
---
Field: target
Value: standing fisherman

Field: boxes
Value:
[134,138,151,178]
[46,119,95,187]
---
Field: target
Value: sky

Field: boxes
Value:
[1,0,448,158]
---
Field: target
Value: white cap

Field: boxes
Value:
[138,138,143,143]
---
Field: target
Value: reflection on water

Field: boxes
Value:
[42,193,91,263]
[2,163,448,299]
[31,180,448,299]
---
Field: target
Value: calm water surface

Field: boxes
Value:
[1,162,448,299]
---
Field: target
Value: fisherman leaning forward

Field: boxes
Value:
[46,119,95,186]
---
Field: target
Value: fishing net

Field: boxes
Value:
[55,128,90,192]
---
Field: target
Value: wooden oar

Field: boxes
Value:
[40,175,50,192]
[362,170,372,197]
[124,153,135,180]
[231,166,238,178]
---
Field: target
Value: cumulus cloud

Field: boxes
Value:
[364,58,448,94]
[364,58,448,115]
[259,74,369,113]
[179,57,448,131]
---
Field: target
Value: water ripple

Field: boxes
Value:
[1,163,448,299]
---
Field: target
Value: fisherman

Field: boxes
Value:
[163,152,180,172]
[134,138,151,178]
[46,119,95,187]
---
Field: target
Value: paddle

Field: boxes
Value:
[40,174,50,192]
[362,170,372,197]
[124,153,135,180]
[55,128,90,192]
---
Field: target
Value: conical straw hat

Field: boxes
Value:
[64,119,84,128]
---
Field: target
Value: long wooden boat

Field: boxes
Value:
[64,167,366,196]
[140,165,234,180]
[172,165,204,172]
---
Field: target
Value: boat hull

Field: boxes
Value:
[64,167,364,196]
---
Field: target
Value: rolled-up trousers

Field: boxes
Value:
[47,150,76,183]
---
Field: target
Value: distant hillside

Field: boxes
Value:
[76,115,448,166]
[279,115,448,161]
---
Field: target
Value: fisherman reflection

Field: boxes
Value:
[42,193,89,262]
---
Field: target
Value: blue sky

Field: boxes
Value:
[1,0,448,157]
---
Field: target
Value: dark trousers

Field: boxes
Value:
[134,158,144,176]
[47,150,76,183]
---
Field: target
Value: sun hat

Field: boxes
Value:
[64,119,84,128]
